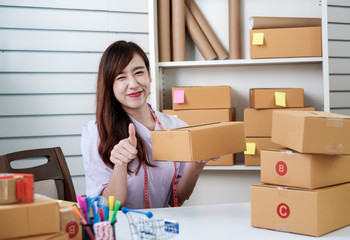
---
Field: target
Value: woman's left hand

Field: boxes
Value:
[195,156,220,164]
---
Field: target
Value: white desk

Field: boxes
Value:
[115,202,350,239]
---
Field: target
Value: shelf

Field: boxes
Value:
[157,57,323,68]
[204,165,260,171]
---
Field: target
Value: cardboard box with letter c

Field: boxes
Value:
[251,183,350,237]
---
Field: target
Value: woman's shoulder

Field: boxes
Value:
[82,118,98,137]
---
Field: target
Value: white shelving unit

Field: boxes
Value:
[148,0,330,205]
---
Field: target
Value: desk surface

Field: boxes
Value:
[115,202,350,239]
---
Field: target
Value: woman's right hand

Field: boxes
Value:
[110,123,138,166]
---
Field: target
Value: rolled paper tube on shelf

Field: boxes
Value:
[185,6,217,61]
[172,0,186,61]
[158,0,171,62]
[249,16,321,30]
[185,0,228,60]
[228,0,241,59]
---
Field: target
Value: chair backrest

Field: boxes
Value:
[0,147,76,202]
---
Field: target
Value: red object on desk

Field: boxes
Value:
[0,173,34,204]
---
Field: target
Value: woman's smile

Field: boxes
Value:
[128,90,143,98]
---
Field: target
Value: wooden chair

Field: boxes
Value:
[0,147,76,202]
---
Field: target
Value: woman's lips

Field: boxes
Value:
[128,90,143,98]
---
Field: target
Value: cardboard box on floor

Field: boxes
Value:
[251,183,350,237]
[172,86,231,110]
[249,88,304,109]
[261,149,350,189]
[272,110,350,154]
[0,197,60,239]
[250,26,322,59]
[162,108,235,125]
[244,107,315,137]
[244,138,283,166]
[151,122,246,162]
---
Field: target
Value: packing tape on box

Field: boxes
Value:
[326,144,344,154]
[0,173,34,204]
[326,118,343,128]
[276,186,289,197]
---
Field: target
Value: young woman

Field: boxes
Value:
[81,41,215,209]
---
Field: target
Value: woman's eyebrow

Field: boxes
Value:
[133,66,145,71]
[117,66,145,75]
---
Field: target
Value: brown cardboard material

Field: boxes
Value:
[172,86,231,110]
[249,88,304,109]
[151,122,245,162]
[206,154,234,166]
[162,108,235,125]
[261,149,350,189]
[59,201,82,240]
[228,0,242,59]
[244,138,283,166]
[157,0,171,62]
[0,197,60,239]
[244,107,315,137]
[16,232,69,240]
[250,26,322,59]
[271,110,350,154]
[184,6,217,60]
[251,183,350,237]
[249,17,321,30]
[185,0,228,60]
[172,0,186,61]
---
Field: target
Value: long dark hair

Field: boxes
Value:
[96,41,155,174]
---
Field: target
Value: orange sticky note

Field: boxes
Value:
[173,90,184,103]
[244,142,256,155]
[252,33,264,45]
[275,92,286,107]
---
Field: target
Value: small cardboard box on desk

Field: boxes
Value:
[251,183,350,237]
[0,194,60,239]
[14,232,69,240]
[59,200,82,240]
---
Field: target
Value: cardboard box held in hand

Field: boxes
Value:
[151,122,246,162]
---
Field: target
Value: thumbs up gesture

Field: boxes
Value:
[110,123,138,166]
[127,123,137,148]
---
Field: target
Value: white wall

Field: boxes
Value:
[327,0,350,116]
[0,0,149,195]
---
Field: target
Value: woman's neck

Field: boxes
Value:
[125,105,156,131]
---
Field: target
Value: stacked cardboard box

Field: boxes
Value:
[160,86,241,165]
[0,195,62,239]
[251,110,350,237]
[249,17,322,59]
[244,88,314,166]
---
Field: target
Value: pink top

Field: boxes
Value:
[81,108,188,209]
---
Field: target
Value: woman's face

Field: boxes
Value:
[113,53,151,112]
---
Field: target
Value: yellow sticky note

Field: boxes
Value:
[172,115,178,118]
[275,92,286,107]
[244,142,256,155]
[252,33,264,45]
